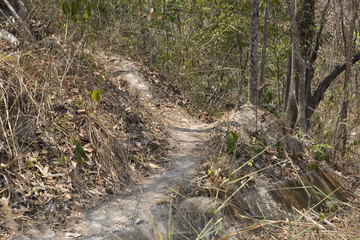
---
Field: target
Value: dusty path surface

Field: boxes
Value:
[59,54,214,239]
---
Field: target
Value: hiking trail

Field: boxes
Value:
[59,53,214,239]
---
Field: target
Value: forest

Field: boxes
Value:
[53,0,360,159]
[0,0,360,239]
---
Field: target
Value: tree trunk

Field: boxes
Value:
[248,0,260,105]
[3,0,34,42]
[298,0,315,60]
[335,0,358,156]
[286,36,297,129]
[285,0,350,131]
[356,65,359,99]
[236,31,248,102]
[258,0,270,105]
[285,52,292,111]
[286,0,307,132]
[284,0,331,129]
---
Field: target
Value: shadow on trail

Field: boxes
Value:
[169,126,213,133]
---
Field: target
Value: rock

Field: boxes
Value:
[174,197,224,239]
[135,218,143,225]
[0,29,20,46]
[21,224,56,240]
[12,236,31,240]
[40,227,56,239]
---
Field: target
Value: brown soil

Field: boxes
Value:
[3,48,359,240]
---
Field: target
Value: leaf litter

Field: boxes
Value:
[0,36,168,239]
[0,31,359,240]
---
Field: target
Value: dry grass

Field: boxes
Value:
[171,107,360,239]
[0,35,166,238]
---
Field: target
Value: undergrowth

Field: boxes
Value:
[163,108,360,239]
[0,37,166,238]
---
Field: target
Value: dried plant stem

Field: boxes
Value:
[3,0,35,42]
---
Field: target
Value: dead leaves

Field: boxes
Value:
[0,42,169,239]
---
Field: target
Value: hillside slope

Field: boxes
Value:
[1,40,359,239]
[0,39,169,239]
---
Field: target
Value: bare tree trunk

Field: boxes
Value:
[9,0,28,19]
[356,65,359,99]
[286,0,307,132]
[258,0,270,105]
[162,0,169,52]
[336,0,358,157]
[281,0,360,132]
[284,0,329,129]
[286,37,298,130]
[285,52,292,111]
[248,0,260,105]
[236,31,248,102]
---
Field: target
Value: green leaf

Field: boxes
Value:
[75,141,88,164]
[28,158,35,167]
[315,151,326,161]
[207,165,215,176]
[77,99,82,106]
[310,144,320,151]
[296,129,303,138]
[70,0,81,19]
[226,128,238,155]
[59,153,69,164]
[320,144,332,149]
[92,89,100,102]
[307,164,319,172]
[62,2,70,15]
[350,140,360,146]
[85,3,92,19]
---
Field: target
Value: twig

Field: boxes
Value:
[218,220,288,240]
[293,207,325,230]
[3,0,35,42]
[308,210,337,229]
[0,7,12,22]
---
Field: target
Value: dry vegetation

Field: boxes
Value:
[0,35,169,238]
[175,106,360,239]
[0,1,360,239]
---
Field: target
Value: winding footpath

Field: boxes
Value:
[63,54,213,239]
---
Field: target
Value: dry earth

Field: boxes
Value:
[66,54,215,239]
[11,52,360,240]
[14,53,216,240]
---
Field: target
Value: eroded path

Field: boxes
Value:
[61,54,213,239]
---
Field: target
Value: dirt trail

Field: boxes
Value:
[59,54,213,239]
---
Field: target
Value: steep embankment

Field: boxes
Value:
[0,40,171,239]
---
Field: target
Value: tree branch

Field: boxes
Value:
[310,0,330,65]
[308,51,360,113]
[3,0,34,42]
